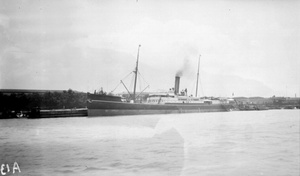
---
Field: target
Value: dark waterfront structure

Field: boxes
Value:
[0,89,86,118]
[234,96,300,110]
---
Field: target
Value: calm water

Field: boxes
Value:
[1,110,299,176]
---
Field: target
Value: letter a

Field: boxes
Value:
[13,162,21,174]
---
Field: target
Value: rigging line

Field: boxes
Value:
[111,72,133,93]
[136,85,150,100]
[129,73,135,93]
[190,81,196,97]
[137,71,149,86]
[138,73,142,92]
[111,82,121,93]
[121,71,134,81]
[199,73,204,97]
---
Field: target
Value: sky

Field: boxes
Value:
[0,0,299,97]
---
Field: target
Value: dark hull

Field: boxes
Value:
[87,100,230,116]
[87,93,121,101]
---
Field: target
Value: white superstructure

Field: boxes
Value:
[146,92,221,105]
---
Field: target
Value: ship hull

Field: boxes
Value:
[87,100,230,116]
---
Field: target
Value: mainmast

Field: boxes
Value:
[133,44,141,102]
[196,54,201,97]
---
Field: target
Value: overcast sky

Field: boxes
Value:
[0,0,299,97]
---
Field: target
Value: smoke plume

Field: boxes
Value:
[176,57,191,77]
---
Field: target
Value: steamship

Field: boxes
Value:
[87,46,231,116]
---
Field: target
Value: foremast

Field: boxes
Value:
[133,45,141,103]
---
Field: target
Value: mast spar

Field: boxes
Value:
[196,54,201,97]
[133,45,141,102]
